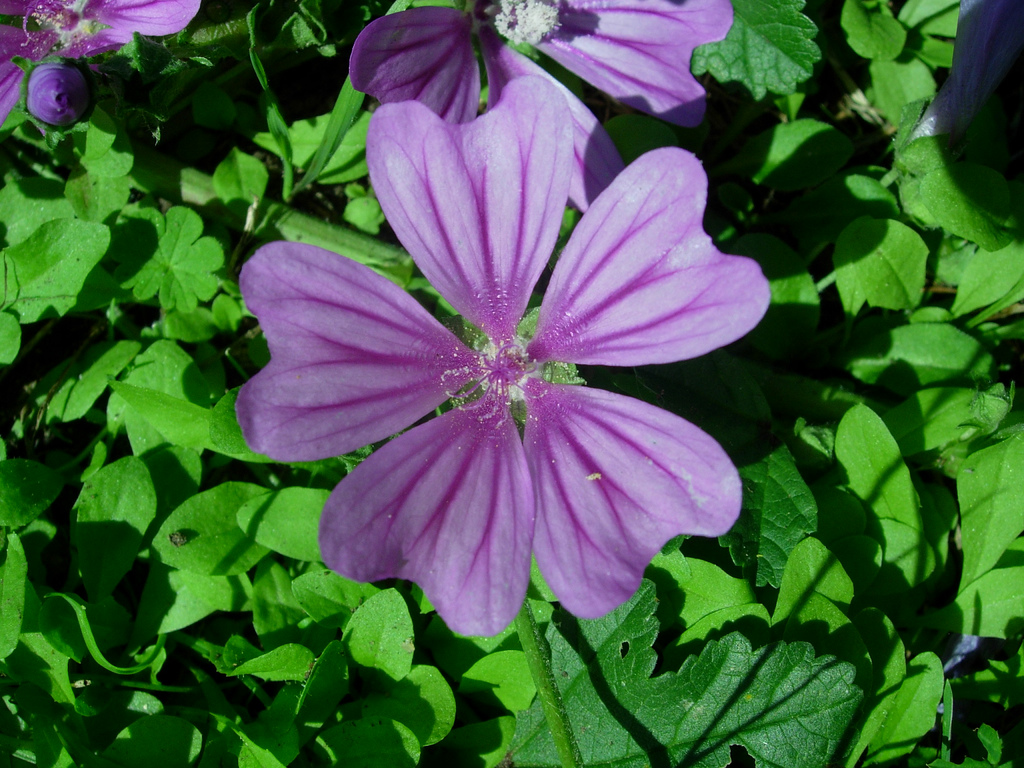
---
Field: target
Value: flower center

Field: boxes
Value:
[492,0,559,45]
[26,0,103,49]
[476,339,536,401]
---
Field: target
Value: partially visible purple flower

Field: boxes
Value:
[236,77,769,637]
[0,0,201,125]
[350,0,732,209]
[914,0,1024,143]
[26,62,88,124]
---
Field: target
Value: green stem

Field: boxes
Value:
[515,600,584,768]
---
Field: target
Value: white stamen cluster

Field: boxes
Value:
[493,0,559,46]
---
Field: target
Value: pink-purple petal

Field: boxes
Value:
[350,7,480,124]
[81,0,202,38]
[367,76,572,341]
[479,25,623,211]
[320,399,535,637]
[538,0,733,126]
[0,62,24,127]
[528,147,770,367]
[523,381,741,619]
[236,242,477,462]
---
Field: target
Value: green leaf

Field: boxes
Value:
[296,640,350,742]
[110,381,214,450]
[292,569,378,630]
[319,719,419,768]
[0,459,64,528]
[730,234,819,359]
[355,665,457,746]
[772,173,900,253]
[864,652,943,766]
[835,405,933,591]
[252,560,307,649]
[647,552,756,630]
[951,641,1024,709]
[1,219,110,322]
[209,388,274,462]
[153,482,269,575]
[345,588,415,682]
[920,162,1013,251]
[64,168,133,225]
[230,644,314,682]
[0,631,75,705]
[841,0,906,61]
[212,148,269,219]
[723,444,817,587]
[921,547,1024,638]
[883,387,1004,457]
[39,340,141,424]
[102,715,201,768]
[436,718,516,768]
[461,651,537,712]
[867,57,935,123]
[74,456,157,601]
[0,533,28,659]
[236,488,327,562]
[691,0,821,99]
[0,310,19,364]
[720,119,854,191]
[512,582,862,767]
[957,434,1024,589]
[773,537,855,624]
[842,323,994,396]
[833,217,928,315]
[0,177,74,247]
[130,562,253,642]
[845,608,907,767]
[78,106,134,178]
[255,110,372,186]
[605,114,682,165]
[951,239,1024,318]
[116,206,223,313]
[292,76,366,196]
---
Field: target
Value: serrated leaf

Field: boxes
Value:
[512,581,862,767]
[723,444,817,587]
[692,0,821,99]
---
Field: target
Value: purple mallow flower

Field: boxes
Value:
[914,0,1024,143]
[26,62,88,124]
[0,0,201,125]
[350,0,732,208]
[236,78,769,636]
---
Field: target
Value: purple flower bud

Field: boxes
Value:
[26,63,89,126]
[914,0,1024,143]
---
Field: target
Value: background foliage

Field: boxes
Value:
[1,0,1022,766]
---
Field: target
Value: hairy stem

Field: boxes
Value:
[515,600,584,768]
